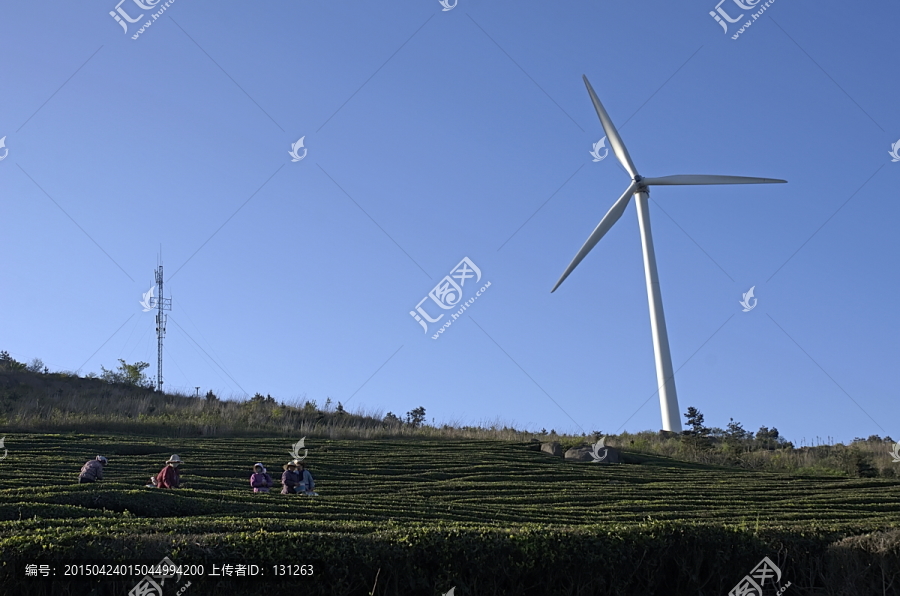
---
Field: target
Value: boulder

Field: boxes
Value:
[564,447,593,461]
[565,445,620,463]
[540,442,563,457]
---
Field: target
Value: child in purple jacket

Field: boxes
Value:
[250,463,273,493]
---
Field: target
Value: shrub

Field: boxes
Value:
[25,358,45,374]
[100,359,152,388]
[405,407,426,428]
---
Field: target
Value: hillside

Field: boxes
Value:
[1,433,899,595]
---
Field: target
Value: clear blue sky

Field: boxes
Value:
[1,1,897,445]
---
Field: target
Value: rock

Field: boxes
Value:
[564,447,593,461]
[565,445,621,464]
[540,442,563,457]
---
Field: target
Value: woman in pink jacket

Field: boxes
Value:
[78,456,108,483]
[250,463,273,493]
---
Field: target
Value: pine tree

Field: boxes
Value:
[683,407,709,436]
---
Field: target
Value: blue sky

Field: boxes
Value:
[1,1,897,444]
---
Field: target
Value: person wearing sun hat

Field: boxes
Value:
[78,455,108,483]
[281,461,301,494]
[250,463,273,493]
[294,460,318,496]
[155,454,182,489]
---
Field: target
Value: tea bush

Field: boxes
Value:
[1,434,899,595]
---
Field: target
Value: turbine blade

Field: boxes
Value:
[583,75,638,179]
[641,175,787,185]
[552,181,638,293]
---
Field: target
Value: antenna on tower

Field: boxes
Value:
[153,249,172,393]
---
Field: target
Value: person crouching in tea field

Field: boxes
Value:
[295,461,318,496]
[281,461,301,494]
[250,463,273,493]
[156,455,182,488]
[78,455,108,483]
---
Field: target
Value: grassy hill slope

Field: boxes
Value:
[1,433,899,595]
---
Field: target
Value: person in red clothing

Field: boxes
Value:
[155,454,182,488]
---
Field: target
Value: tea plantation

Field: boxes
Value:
[1,433,899,595]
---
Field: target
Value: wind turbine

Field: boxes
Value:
[552,75,786,433]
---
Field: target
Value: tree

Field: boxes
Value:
[756,426,779,441]
[725,418,750,441]
[384,411,401,425]
[725,418,743,438]
[756,426,776,446]
[335,402,345,414]
[406,406,426,428]
[755,426,793,450]
[683,407,709,436]
[100,359,151,387]
[26,358,45,373]
[0,351,26,371]
[205,390,218,402]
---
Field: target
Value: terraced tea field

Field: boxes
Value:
[1,433,899,595]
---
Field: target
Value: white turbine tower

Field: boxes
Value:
[552,76,786,433]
